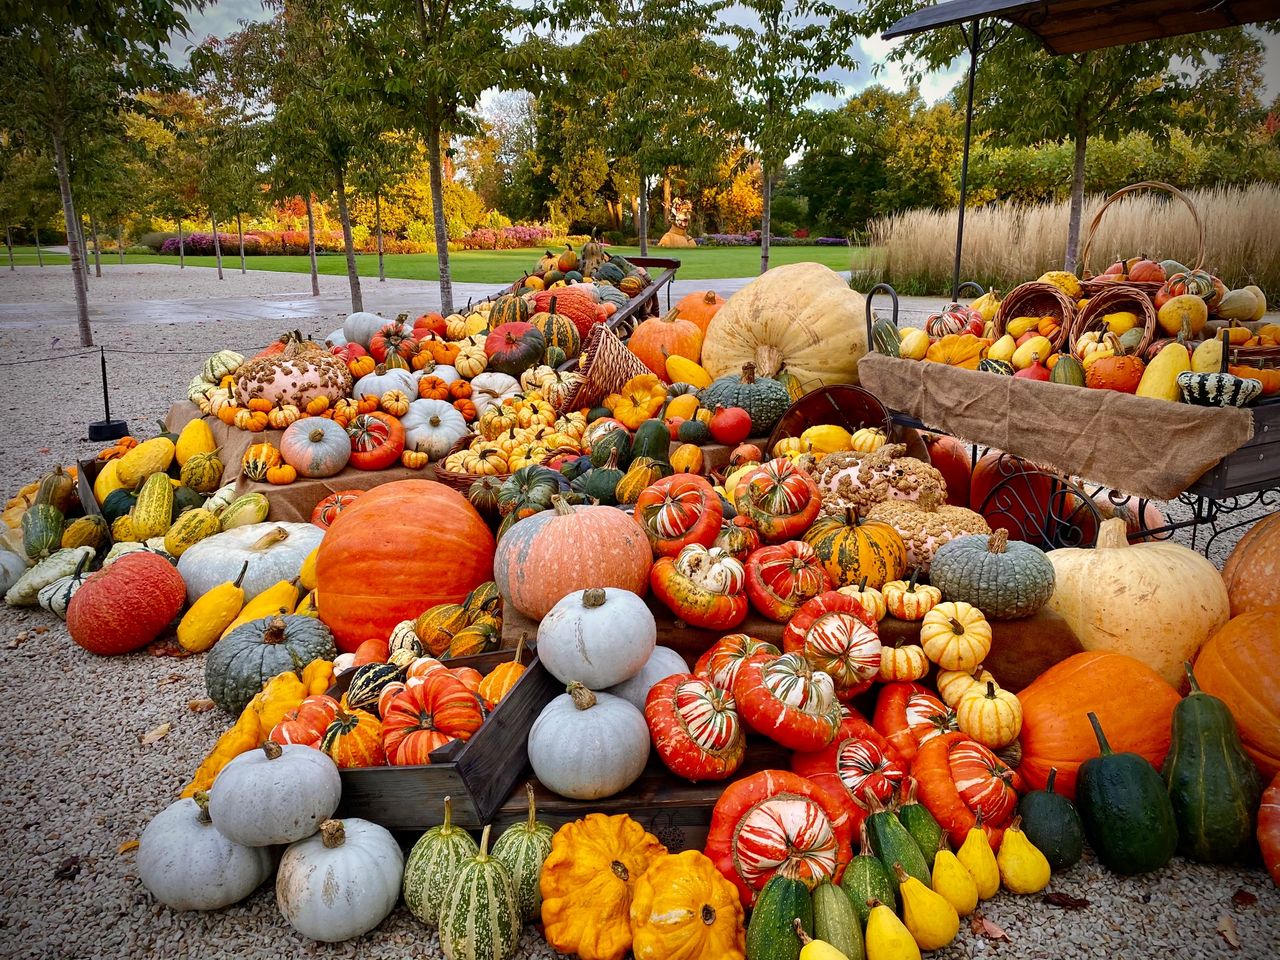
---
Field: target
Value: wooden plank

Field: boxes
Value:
[77,459,104,519]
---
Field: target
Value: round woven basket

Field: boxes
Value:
[1079,180,1205,296]
[993,282,1075,350]
[765,385,892,456]
[1070,284,1158,359]
[432,433,511,493]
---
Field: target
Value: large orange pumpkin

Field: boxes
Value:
[628,309,704,379]
[1194,607,1280,778]
[1015,651,1180,800]
[315,480,495,652]
[923,433,971,506]
[675,290,727,335]
[1221,513,1280,617]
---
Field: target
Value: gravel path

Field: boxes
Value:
[1,268,1277,960]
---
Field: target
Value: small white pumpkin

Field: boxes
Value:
[537,587,656,688]
[401,399,470,459]
[208,741,341,846]
[0,546,29,596]
[343,310,388,348]
[605,645,689,712]
[415,364,459,385]
[177,522,323,604]
[324,328,347,347]
[137,791,273,911]
[276,818,404,942]
[528,683,650,799]
[354,365,416,398]
[469,372,521,416]
[36,557,93,619]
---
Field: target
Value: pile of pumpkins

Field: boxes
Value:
[875,263,1277,406]
[508,239,653,299]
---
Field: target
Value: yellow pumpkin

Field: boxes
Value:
[670,443,704,474]
[955,680,1022,749]
[850,426,886,453]
[611,374,667,429]
[1156,294,1208,338]
[800,424,853,455]
[926,334,988,370]
[541,813,667,960]
[898,327,930,360]
[629,850,745,960]
[664,393,701,422]
[921,601,992,671]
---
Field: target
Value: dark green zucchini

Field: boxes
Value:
[746,873,813,960]
[864,793,930,887]
[1016,766,1085,871]
[896,782,944,867]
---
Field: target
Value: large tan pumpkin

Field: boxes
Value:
[1194,607,1280,778]
[1045,518,1229,687]
[1221,512,1280,616]
[700,262,870,391]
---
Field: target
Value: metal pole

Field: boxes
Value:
[100,346,111,423]
[952,19,981,302]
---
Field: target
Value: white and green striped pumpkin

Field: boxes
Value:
[491,783,554,922]
[927,528,1055,620]
[439,824,521,960]
[403,796,479,928]
[36,554,94,619]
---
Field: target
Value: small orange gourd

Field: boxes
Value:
[477,634,527,707]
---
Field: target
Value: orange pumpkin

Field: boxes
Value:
[382,671,485,765]
[1193,608,1280,778]
[430,340,462,365]
[925,334,988,370]
[418,375,451,401]
[476,635,527,706]
[1221,513,1280,616]
[1085,353,1145,392]
[452,397,478,422]
[353,638,389,666]
[675,290,726,335]
[448,379,473,400]
[628,310,704,379]
[316,480,496,652]
[1015,651,1180,800]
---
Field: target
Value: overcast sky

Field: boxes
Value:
[172,0,1279,111]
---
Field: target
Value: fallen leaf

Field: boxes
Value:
[53,856,82,881]
[970,913,985,935]
[139,722,171,745]
[1231,889,1257,908]
[979,916,1012,942]
[1218,914,1241,950]
[32,626,47,635]
[117,840,139,855]
[1045,892,1090,910]
[158,673,183,686]
[187,698,215,713]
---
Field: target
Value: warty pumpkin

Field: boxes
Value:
[629,850,746,960]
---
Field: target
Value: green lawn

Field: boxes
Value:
[3,244,873,283]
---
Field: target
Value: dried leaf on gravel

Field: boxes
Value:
[117,840,139,855]
[187,698,216,713]
[53,856,82,881]
[1045,892,1090,910]
[158,673,184,686]
[32,626,47,634]
[139,722,171,745]
[1217,914,1241,950]
[1231,889,1257,907]
[970,913,1012,942]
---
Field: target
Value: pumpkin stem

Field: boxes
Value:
[262,739,283,760]
[1183,661,1201,694]
[582,588,607,609]
[906,568,920,591]
[866,897,883,909]
[948,616,965,635]
[193,791,213,824]
[985,680,997,698]
[308,427,325,442]
[441,796,454,831]
[793,919,813,944]
[567,681,597,710]
[550,495,575,516]
[513,632,527,664]
[859,818,874,855]
[1086,711,1113,755]
[319,819,345,848]
[231,560,250,590]
[857,575,869,592]
[1008,815,1023,833]
[704,290,718,305]
[523,782,538,831]
[1219,327,1231,374]
[702,904,717,926]
[250,526,290,551]
[1046,767,1058,795]
[610,859,629,881]
[988,528,1009,554]
[892,863,909,883]
[477,823,492,859]
[262,616,288,645]
[741,361,757,384]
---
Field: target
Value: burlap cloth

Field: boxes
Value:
[857,354,1255,500]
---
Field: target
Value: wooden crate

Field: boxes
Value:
[331,645,558,830]
[1187,399,1280,498]
[77,459,105,518]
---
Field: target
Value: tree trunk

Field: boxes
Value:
[1064,115,1089,272]
[89,211,102,277]
[334,164,363,313]
[375,190,385,282]
[760,164,773,275]
[638,173,649,257]
[78,217,90,282]
[117,223,124,264]
[51,131,93,346]
[177,218,185,268]
[425,121,453,314]
[237,213,246,274]
[305,193,320,297]
[211,213,224,279]
[5,226,13,270]
[33,223,43,266]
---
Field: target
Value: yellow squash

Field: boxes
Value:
[93,459,125,504]
[997,817,1051,894]
[894,864,958,951]
[1011,335,1053,370]
[219,578,300,640]
[665,355,712,389]
[294,589,319,618]
[800,424,853,455]
[970,289,1000,323]
[794,921,850,960]
[986,334,1017,364]
[1191,336,1223,373]
[1102,311,1139,335]
[115,436,175,489]
[299,546,319,592]
[864,899,920,960]
[930,847,978,916]
[898,328,929,360]
[177,561,249,653]
[956,825,1000,899]
[664,393,701,421]
[1005,316,1040,338]
[1136,341,1191,402]
[175,418,217,466]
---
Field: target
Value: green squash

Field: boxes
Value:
[588,426,631,469]
[813,879,864,960]
[1162,663,1262,862]
[977,358,1014,376]
[677,418,712,445]
[204,614,337,714]
[1016,766,1085,871]
[697,362,792,435]
[587,406,614,422]
[491,783,554,922]
[1049,355,1086,386]
[1077,711,1178,874]
[583,449,625,505]
[666,381,700,397]
[746,873,813,960]
[344,661,406,715]
[896,781,944,867]
[170,485,206,520]
[592,261,625,284]
[403,796,480,928]
[22,503,64,561]
[841,848,896,925]
[630,419,671,463]
[100,488,138,525]
[497,465,562,520]
[439,824,522,960]
[871,318,901,358]
[489,293,529,327]
[864,796,930,886]
[928,529,1056,620]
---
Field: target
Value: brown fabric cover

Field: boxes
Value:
[857,353,1254,500]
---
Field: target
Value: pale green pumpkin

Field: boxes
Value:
[440,824,522,960]
[928,528,1056,620]
[403,796,480,928]
[490,783,554,922]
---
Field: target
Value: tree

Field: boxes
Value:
[131,90,208,268]
[350,134,416,282]
[459,92,538,218]
[0,0,200,345]
[858,3,1270,269]
[719,0,860,272]
[0,144,60,268]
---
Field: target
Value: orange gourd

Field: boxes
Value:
[674,290,726,335]
[353,638,389,666]
[628,310,704,379]
[430,340,462,365]
[418,375,451,400]
[476,635,527,706]
[1221,513,1280,616]
[926,334,988,370]
[1085,353,1145,392]
[320,705,384,768]
[452,397,478,422]
[448,379,473,400]
[1193,608,1280,778]
[265,463,297,485]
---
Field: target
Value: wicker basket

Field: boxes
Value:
[1070,284,1159,359]
[565,323,651,411]
[993,282,1075,350]
[1079,180,1205,296]
[765,385,892,456]
[433,433,511,493]
[1229,343,1280,370]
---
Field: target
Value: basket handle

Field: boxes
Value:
[1078,181,1205,278]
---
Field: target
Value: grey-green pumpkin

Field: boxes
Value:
[928,528,1055,619]
[403,796,480,928]
[491,783,554,922]
[697,362,791,435]
[439,824,522,960]
[204,614,337,714]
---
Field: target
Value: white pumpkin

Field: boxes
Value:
[324,328,347,347]
[401,399,470,459]
[208,740,341,846]
[354,365,416,399]
[537,587,656,688]
[138,792,274,911]
[103,539,173,567]
[178,522,323,604]
[276,818,403,942]
[606,645,689,712]
[343,311,389,348]
[0,546,29,596]
[528,683,650,799]
[416,364,459,385]
[469,372,521,416]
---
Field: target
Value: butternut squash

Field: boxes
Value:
[1136,342,1191,402]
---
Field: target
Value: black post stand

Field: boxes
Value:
[87,346,128,442]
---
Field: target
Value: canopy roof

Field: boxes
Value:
[883,0,1278,54]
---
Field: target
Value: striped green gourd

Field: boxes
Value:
[491,783,554,922]
[131,472,174,540]
[179,451,224,493]
[218,493,269,531]
[440,824,522,960]
[530,299,580,358]
[163,508,220,558]
[977,357,1014,376]
[745,873,813,960]
[871,318,901,357]
[896,780,945,867]
[403,796,480,928]
[36,554,93,620]
[1049,355,1086,386]
[60,515,109,551]
[345,661,405,715]
[21,469,68,560]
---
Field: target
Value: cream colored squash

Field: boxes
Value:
[701,262,870,390]
[1045,518,1229,686]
